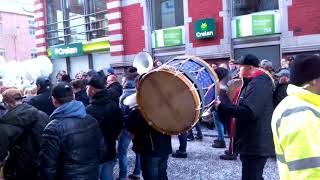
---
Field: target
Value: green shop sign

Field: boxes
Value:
[152,26,185,48]
[49,43,84,59]
[252,14,275,36]
[233,11,280,38]
[48,40,110,59]
[194,18,216,40]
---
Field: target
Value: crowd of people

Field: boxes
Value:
[0,53,319,180]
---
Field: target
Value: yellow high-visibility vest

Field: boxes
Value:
[272,84,320,180]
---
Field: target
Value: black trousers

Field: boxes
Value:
[240,155,268,180]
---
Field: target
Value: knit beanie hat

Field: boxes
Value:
[290,54,320,86]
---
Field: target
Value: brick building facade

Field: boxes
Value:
[35,0,320,78]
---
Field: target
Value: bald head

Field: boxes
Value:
[107,75,118,87]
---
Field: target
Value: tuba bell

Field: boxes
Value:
[133,52,154,75]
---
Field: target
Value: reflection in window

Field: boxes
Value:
[87,0,108,39]
[46,0,108,47]
[152,0,184,30]
[46,0,64,46]
[67,0,86,43]
[233,0,279,16]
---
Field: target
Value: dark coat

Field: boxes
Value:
[86,89,123,162]
[75,89,89,106]
[39,100,101,180]
[217,72,274,156]
[107,82,123,104]
[217,87,232,124]
[0,103,49,179]
[273,83,288,108]
[29,88,55,116]
[127,108,172,157]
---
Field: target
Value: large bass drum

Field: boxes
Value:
[137,56,219,135]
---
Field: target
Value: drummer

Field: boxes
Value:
[125,76,172,180]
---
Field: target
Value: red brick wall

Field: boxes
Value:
[288,0,320,36]
[188,0,224,47]
[122,4,145,55]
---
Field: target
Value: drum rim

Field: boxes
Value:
[167,55,220,111]
[137,68,201,135]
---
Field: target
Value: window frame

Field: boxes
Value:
[151,0,184,30]
[232,0,279,17]
[46,0,108,46]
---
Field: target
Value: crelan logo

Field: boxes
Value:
[196,22,213,38]
[201,23,208,31]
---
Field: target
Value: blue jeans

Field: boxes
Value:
[178,132,188,153]
[99,158,117,180]
[140,154,169,180]
[213,111,225,143]
[117,129,141,179]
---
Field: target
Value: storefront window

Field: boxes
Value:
[232,0,278,16]
[46,0,64,46]
[152,0,184,30]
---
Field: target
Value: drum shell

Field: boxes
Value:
[136,56,219,135]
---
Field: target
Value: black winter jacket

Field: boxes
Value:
[29,88,55,116]
[39,100,101,180]
[218,72,274,156]
[75,89,90,106]
[0,103,49,179]
[127,108,172,157]
[107,82,123,104]
[86,89,123,162]
[273,83,288,108]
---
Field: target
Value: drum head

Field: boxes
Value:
[137,68,201,135]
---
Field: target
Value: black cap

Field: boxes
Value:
[36,75,51,88]
[290,54,320,86]
[52,82,74,99]
[88,75,106,89]
[128,67,137,73]
[235,54,260,67]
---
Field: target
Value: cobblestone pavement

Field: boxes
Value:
[114,126,280,180]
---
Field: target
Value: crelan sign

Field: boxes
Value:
[48,43,84,59]
[194,18,216,40]
[54,47,78,56]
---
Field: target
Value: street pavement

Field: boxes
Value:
[114,125,280,180]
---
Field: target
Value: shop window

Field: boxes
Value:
[233,0,279,16]
[152,0,184,30]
